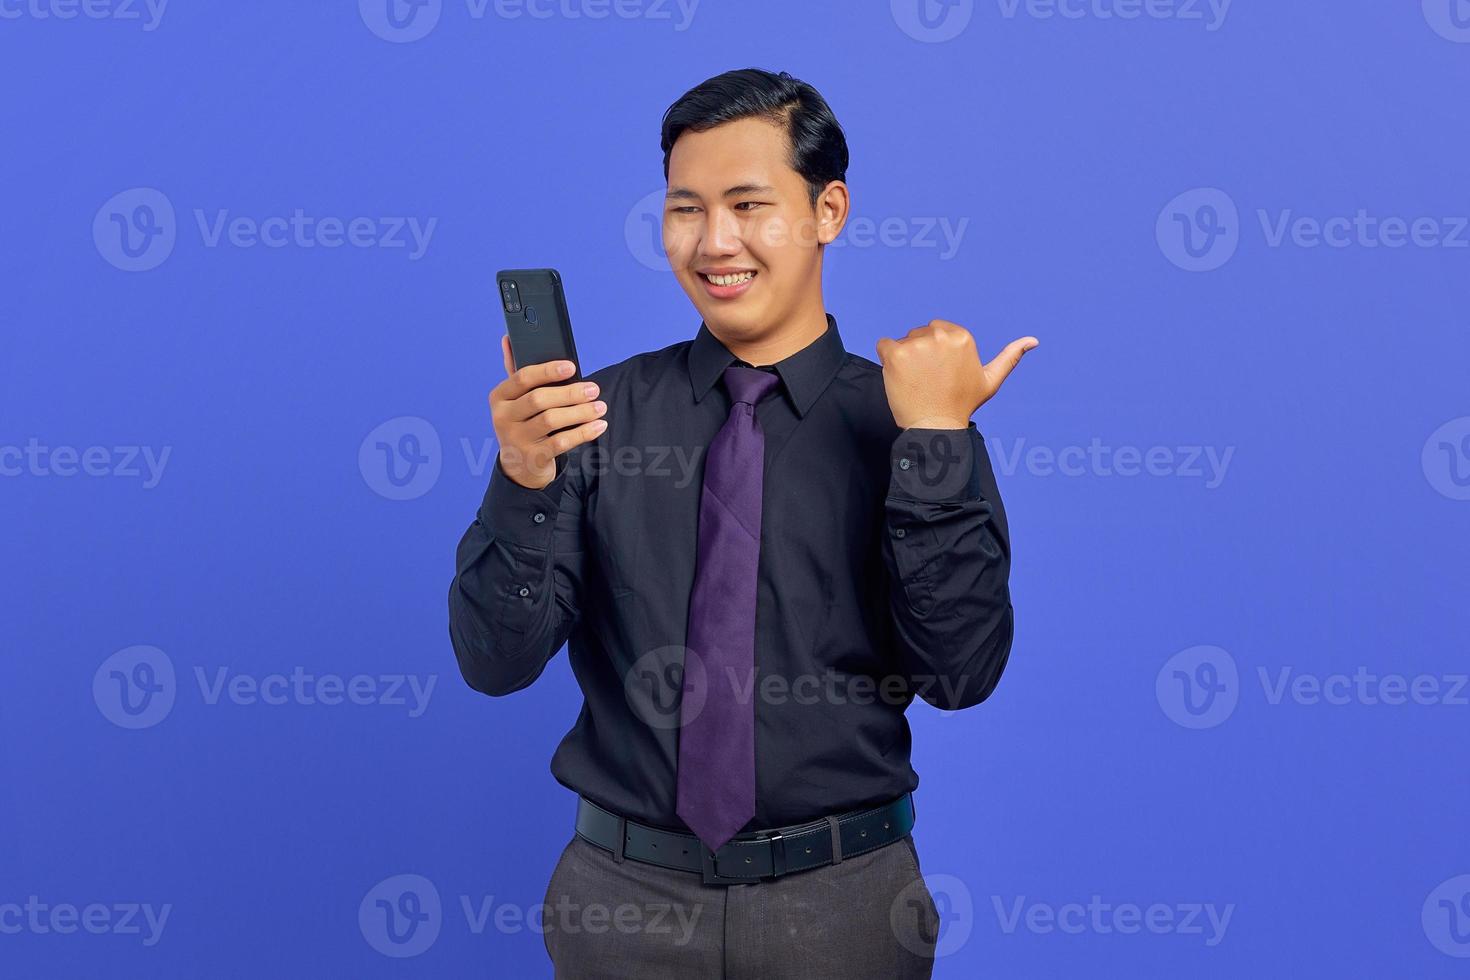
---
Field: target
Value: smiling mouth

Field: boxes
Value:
[700,271,757,286]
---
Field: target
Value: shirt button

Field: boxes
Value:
[898,458,912,470]
[532,512,546,524]
[518,586,530,597]
[895,528,906,539]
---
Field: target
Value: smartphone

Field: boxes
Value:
[496,268,582,383]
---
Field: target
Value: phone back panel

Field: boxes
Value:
[496,268,582,382]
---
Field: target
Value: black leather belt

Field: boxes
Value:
[574,793,916,886]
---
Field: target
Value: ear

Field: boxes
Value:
[814,180,850,246]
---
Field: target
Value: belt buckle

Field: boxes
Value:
[699,834,778,886]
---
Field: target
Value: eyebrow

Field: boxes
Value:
[666,183,776,201]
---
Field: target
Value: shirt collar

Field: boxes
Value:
[688,313,847,418]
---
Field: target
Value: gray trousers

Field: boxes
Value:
[540,831,939,978]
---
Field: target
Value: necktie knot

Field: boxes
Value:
[722,365,782,408]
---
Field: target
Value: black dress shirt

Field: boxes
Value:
[449,313,1014,831]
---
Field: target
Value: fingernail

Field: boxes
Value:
[559,363,574,375]
[593,401,607,414]
[584,383,599,398]
[592,419,608,431]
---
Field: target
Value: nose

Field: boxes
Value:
[700,206,742,257]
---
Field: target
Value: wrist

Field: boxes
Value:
[498,453,557,491]
[903,416,971,430]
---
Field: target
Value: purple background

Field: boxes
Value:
[3,1,1469,976]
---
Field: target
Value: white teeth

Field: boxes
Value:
[704,271,755,286]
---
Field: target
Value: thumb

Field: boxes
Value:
[875,336,896,366]
[982,336,1039,388]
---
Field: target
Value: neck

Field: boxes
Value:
[719,304,829,368]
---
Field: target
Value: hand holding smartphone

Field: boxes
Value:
[490,268,606,490]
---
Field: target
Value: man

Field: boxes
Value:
[449,67,1035,978]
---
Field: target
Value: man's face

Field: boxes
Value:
[663,116,834,342]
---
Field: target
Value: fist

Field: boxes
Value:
[875,320,1037,429]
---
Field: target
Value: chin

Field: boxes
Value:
[702,304,765,337]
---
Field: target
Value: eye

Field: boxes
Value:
[734,201,765,212]
[670,206,701,215]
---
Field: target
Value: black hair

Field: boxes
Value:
[660,68,849,206]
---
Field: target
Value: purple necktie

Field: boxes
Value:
[676,365,782,852]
